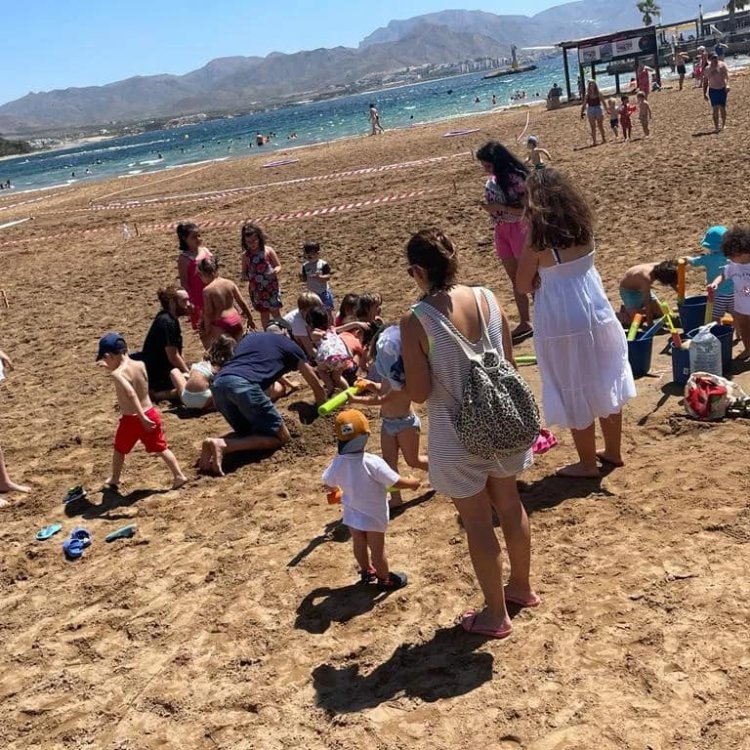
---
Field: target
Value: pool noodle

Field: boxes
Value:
[515,355,537,365]
[660,302,683,348]
[627,314,643,341]
[318,386,359,416]
[640,315,666,340]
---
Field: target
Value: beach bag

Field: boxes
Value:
[684,372,746,421]
[428,288,540,459]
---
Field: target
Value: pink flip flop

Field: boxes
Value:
[504,591,542,608]
[532,428,558,455]
[460,610,513,639]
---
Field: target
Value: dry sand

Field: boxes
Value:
[1,75,750,750]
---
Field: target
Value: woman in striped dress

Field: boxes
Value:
[400,228,539,639]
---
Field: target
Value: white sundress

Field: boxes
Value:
[533,248,636,430]
[412,287,533,499]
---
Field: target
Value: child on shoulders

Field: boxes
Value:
[322,409,419,588]
[96,332,187,490]
[618,260,678,325]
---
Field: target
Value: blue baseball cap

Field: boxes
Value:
[701,225,727,252]
[96,332,127,361]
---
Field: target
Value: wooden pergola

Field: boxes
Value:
[558,26,661,102]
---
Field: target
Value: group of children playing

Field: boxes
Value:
[618,224,750,360]
[606,92,652,141]
[94,221,428,588]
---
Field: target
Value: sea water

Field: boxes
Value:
[1,55,745,194]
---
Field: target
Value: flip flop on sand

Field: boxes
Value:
[62,485,87,504]
[504,589,542,608]
[36,523,63,541]
[62,528,92,560]
[105,524,137,543]
[460,610,513,639]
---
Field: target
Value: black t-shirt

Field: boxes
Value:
[217,332,305,390]
[141,310,182,389]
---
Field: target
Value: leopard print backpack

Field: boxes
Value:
[429,288,540,460]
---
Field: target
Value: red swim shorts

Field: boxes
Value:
[114,407,168,455]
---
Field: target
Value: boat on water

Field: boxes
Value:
[484,64,537,79]
[483,44,537,79]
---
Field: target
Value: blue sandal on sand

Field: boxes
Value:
[105,524,136,543]
[62,528,92,560]
[36,524,63,541]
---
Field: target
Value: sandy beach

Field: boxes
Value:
[1,73,750,750]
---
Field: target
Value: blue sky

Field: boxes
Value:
[1,0,561,105]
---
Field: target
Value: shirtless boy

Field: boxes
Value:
[97,332,187,490]
[618,260,678,325]
[703,53,730,132]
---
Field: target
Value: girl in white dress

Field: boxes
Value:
[516,168,636,478]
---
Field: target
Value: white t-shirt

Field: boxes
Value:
[283,308,309,338]
[725,261,750,315]
[322,452,400,533]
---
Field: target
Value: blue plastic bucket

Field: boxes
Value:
[678,295,707,335]
[687,324,733,374]
[627,332,654,378]
[671,342,691,385]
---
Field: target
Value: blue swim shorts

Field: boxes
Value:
[619,287,656,311]
[708,88,728,108]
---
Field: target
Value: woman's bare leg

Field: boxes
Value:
[598,411,624,466]
[597,118,607,143]
[557,423,599,477]
[453,488,511,632]
[588,116,597,145]
[487,475,537,604]
[500,256,532,333]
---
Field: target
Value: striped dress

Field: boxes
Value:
[412,287,533,499]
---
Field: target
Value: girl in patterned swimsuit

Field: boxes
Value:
[240,222,283,328]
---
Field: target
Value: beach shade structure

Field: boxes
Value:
[677,295,708,336]
[627,332,654,379]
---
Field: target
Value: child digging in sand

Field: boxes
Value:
[618,260,678,325]
[323,409,419,588]
[97,332,187,490]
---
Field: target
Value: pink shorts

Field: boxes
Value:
[494,221,528,262]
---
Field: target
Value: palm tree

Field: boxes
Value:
[636,0,661,26]
[727,0,748,32]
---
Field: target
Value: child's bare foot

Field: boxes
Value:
[202,438,226,476]
[171,475,188,490]
[556,462,600,478]
[102,478,120,490]
[596,451,624,468]
[0,480,31,494]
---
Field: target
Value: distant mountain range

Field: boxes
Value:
[0,1,722,134]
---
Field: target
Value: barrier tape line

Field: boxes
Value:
[37,152,471,216]
[0,188,440,248]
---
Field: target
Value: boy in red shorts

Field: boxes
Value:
[96,332,187,490]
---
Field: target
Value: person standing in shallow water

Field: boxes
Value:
[400,228,539,639]
[369,103,384,135]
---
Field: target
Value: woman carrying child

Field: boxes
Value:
[198,256,256,346]
[476,141,533,342]
[516,168,635,478]
[240,222,282,329]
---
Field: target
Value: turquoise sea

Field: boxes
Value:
[0,54,738,194]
